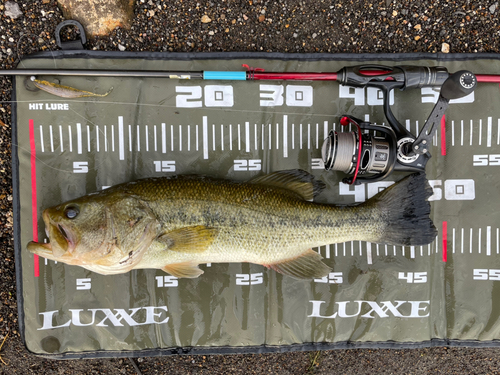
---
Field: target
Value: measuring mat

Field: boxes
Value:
[12,51,500,357]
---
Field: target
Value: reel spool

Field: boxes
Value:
[321,116,396,185]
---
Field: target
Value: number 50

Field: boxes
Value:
[428,179,475,201]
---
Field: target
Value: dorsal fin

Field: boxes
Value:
[249,169,325,201]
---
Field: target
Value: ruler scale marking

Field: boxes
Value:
[487,117,492,147]
[59,125,63,152]
[470,228,473,254]
[77,123,82,155]
[470,119,473,146]
[479,119,482,146]
[69,125,73,152]
[154,125,157,152]
[161,123,166,154]
[203,116,208,159]
[461,228,464,254]
[451,120,455,146]
[238,124,241,151]
[255,124,258,151]
[212,124,215,151]
[128,124,132,152]
[245,122,250,152]
[487,226,491,256]
[111,124,115,152]
[179,125,183,152]
[171,125,174,152]
[461,120,464,146]
[49,125,54,152]
[479,228,482,254]
[96,125,100,152]
[283,115,288,157]
[221,125,224,152]
[137,125,140,152]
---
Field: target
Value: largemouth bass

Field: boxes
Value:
[27,170,436,279]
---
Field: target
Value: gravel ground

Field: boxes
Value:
[1,0,500,374]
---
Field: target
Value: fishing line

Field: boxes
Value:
[15,32,59,70]
[0,98,340,118]
[11,142,112,174]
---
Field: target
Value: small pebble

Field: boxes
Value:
[4,1,22,19]
[201,15,211,23]
[441,42,450,53]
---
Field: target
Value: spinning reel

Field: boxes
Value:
[321,66,477,184]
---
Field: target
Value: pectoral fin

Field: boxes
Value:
[157,225,218,253]
[268,249,331,279]
[162,262,204,278]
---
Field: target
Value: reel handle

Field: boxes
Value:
[411,71,477,155]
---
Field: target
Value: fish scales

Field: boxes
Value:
[114,176,382,266]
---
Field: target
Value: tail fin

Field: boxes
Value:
[366,173,437,246]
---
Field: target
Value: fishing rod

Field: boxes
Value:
[1,64,500,82]
[4,64,497,184]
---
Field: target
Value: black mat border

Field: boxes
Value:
[33,339,500,360]
[14,50,500,64]
[12,50,500,358]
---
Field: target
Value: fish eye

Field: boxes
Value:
[64,205,79,219]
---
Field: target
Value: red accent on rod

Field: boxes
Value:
[251,72,338,81]
[441,114,446,156]
[442,221,448,262]
[475,74,500,83]
[29,119,40,277]
[358,69,393,76]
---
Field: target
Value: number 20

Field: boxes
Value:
[175,86,234,107]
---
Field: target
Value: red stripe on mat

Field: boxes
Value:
[441,114,446,156]
[442,221,448,263]
[29,119,39,277]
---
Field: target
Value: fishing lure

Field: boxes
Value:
[30,76,113,98]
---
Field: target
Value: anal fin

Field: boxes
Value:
[162,262,204,278]
[269,249,331,279]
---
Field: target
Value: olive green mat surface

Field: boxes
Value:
[12,51,500,357]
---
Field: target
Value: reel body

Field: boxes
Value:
[321,67,478,184]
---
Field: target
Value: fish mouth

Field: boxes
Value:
[27,210,77,259]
